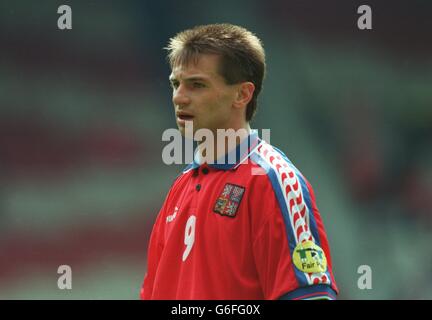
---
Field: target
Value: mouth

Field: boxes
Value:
[176,112,194,125]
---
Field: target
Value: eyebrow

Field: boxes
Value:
[169,75,210,82]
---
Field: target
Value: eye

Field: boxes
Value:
[170,81,179,89]
[193,82,206,88]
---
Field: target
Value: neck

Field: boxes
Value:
[197,123,251,165]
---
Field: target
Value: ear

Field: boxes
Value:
[233,82,255,109]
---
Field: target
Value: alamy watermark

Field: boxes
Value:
[57,265,72,290]
[57,5,72,30]
[57,4,371,31]
[357,5,372,30]
[162,121,270,166]
[357,264,372,290]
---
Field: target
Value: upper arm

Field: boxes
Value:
[251,156,338,300]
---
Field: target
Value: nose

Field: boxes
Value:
[172,84,191,107]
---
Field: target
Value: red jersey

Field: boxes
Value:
[141,130,338,300]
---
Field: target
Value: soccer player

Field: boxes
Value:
[141,24,338,300]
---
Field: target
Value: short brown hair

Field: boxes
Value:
[165,23,266,122]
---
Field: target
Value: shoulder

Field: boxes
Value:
[248,141,314,210]
[161,165,194,203]
[249,141,305,189]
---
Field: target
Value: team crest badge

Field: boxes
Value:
[213,183,245,217]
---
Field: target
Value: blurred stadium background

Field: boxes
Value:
[0,0,431,299]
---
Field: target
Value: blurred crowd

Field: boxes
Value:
[0,0,431,299]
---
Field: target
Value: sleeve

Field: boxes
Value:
[251,166,339,300]
[140,178,179,300]
[140,204,166,300]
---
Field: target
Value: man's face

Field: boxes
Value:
[169,54,239,136]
